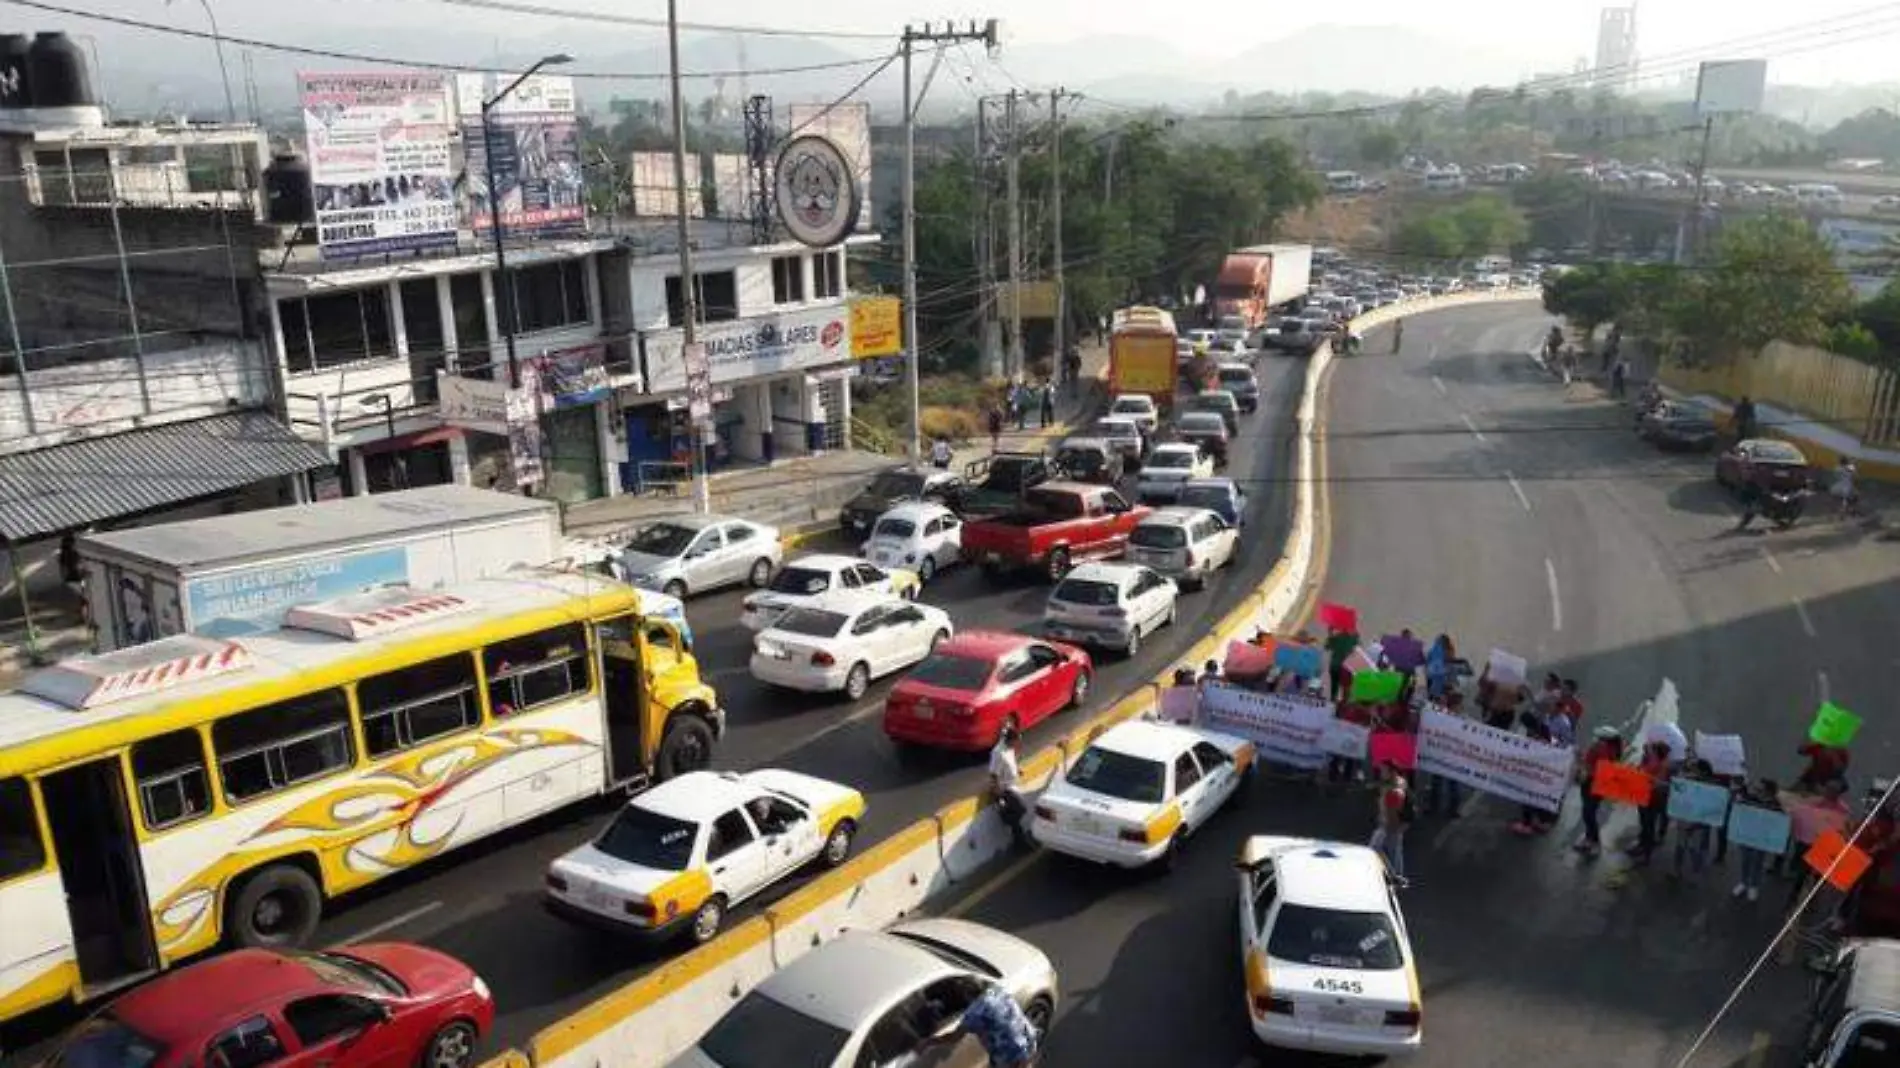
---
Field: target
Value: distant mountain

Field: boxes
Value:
[1214,24,1535,94]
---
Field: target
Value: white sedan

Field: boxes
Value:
[860,501,963,583]
[740,553,920,632]
[1043,561,1177,657]
[1237,836,1422,1057]
[1032,719,1254,869]
[1136,442,1215,502]
[749,590,953,701]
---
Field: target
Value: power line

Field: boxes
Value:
[0,0,891,80]
[400,0,892,40]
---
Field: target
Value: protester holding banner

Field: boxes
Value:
[1729,778,1784,901]
[1369,762,1413,880]
[1325,623,1360,700]
[1670,760,1723,878]
[1572,726,1626,856]
[1795,739,1851,792]
[1329,698,1376,783]
[1423,691,1473,817]
[1628,741,1675,864]
[1781,778,1852,907]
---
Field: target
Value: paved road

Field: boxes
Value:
[937,302,1900,1068]
[0,349,1312,1061]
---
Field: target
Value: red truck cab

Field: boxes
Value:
[961,482,1150,582]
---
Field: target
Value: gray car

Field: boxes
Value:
[669,917,1059,1068]
[618,513,783,599]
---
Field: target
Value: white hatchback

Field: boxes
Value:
[1108,392,1161,434]
[1042,561,1177,657]
[1136,443,1214,503]
[1126,507,1237,590]
[749,590,953,701]
[1033,719,1255,869]
[741,553,920,632]
[860,501,963,583]
[1237,836,1422,1057]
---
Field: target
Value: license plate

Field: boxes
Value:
[1070,815,1107,837]
[1315,1005,1357,1025]
[913,705,935,720]
[584,887,614,911]
[986,552,1002,564]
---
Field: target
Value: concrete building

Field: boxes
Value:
[1594,7,1639,93]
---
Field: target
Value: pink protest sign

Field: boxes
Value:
[1159,686,1199,723]
[1318,602,1359,633]
[1784,795,1850,846]
[1225,640,1277,678]
[1369,730,1417,770]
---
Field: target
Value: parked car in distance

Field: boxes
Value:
[749,591,953,700]
[741,554,919,632]
[1173,411,1232,467]
[1109,392,1162,435]
[1216,363,1262,413]
[546,769,865,944]
[1086,416,1148,469]
[1178,477,1248,527]
[1638,400,1720,451]
[883,630,1092,752]
[1033,719,1254,868]
[960,482,1149,582]
[42,945,496,1068]
[1126,507,1239,589]
[1053,438,1126,485]
[861,501,963,582]
[1715,438,1811,494]
[666,918,1058,1068]
[1137,442,1216,503]
[621,514,782,599]
[1042,561,1178,657]
[837,468,966,536]
[1185,390,1243,434]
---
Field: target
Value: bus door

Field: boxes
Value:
[595,614,649,788]
[38,757,158,993]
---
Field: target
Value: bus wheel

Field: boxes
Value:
[228,864,322,948]
[657,716,716,780]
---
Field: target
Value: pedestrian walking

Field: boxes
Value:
[989,725,1030,850]
[1040,382,1057,428]
[1610,356,1629,399]
[1391,319,1405,355]
[931,435,954,470]
[1733,395,1759,442]
[923,980,1040,1068]
[1369,762,1413,881]
[1573,726,1626,856]
[1064,349,1082,392]
[987,405,1004,454]
[1012,382,1028,430]
[1730,777,1782,902]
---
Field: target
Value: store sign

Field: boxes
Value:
[509,362,546,485]
[850,296,902,358]
[298,72,458,259]
[437,371,510,434]
[775,135,860,248]
[646,305,850,393]
[536,344,610,409]
[458,72,585,239]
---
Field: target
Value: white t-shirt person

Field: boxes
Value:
[989,737,1020,794]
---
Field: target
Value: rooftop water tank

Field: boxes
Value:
[26,31,94,108]
[264,151,315,225]
[0,34,30,109]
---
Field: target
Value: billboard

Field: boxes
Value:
[632,150,704,218]
[299,73,458,259]
[850,296,902,358]
[1696,60,1768,116]
[459,73,584,238]
[710,153,751,221]
[645,305,849,393]
[787,102,871,231]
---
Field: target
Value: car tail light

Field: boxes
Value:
[624,898,657,920]
[1118,827,1148,843]
[1385,1008,1422,1028]
[1034,804,1055,821]
[1185,551,1197,568]
[1256,994,1295,1016]
[949,703,974,717]
[811,650,836,666]
[545,874,568,892]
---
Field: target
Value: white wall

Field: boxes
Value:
[0,341,270,455]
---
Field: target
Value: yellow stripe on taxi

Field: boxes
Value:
[1143,802,1184,845]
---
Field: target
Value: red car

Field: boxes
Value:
[882,630,1093,752]
[43,945,493,1068]
[1715,438,1811,494]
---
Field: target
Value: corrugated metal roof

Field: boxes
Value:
[0,412,332,542]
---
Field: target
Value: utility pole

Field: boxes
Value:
[902,21,999,465]
[1004,89,1024,380]
[1049,88,1068,382]
[976,96,997,379]
[665,0,711,513]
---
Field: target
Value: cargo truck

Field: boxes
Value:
[1110,305,1180,412]
[1235,243,1315,316]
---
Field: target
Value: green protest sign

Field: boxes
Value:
[1351,670,1405,704]
[1808,701,1862,748]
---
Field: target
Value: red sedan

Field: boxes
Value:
[883,630,1093,752]
[1715,438,1811,494]
[43,944,493,1068]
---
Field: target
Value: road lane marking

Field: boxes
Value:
[756,694,889,765]
[333,901,443,946]
[1758,545,1782,574]
[1432,374,1447,396]
[1504,470,1532,512]
[944,848,1045,919]
[1545,558,1563,632]
[1460,413,1487,444]
[1790,595,1818,639]
[1817,670,1831,702]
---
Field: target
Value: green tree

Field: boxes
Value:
[1447,194,1529,255]
[1541,263,1623,336]
[1357,128,1402,167]
[1701,214,1854,355]
[1854,279,1900,353]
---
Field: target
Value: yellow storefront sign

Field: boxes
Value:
[850,296,903,358]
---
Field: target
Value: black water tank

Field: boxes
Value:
[26,32,94,108]
[264,151,315,224]
[0,35,30,108]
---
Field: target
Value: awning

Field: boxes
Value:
[0,411,333,542]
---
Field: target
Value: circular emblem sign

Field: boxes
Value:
[774,135,859,248]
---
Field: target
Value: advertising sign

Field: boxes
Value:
[536,344,610,408]
[646,305,849,393]
[1199,687,1333,770]
[186,547,409,638]
[1695,59,1768,116]
[850,296,903,358]
[1416,707,1575,813]
[299,73,458,259]
[775,135,859,248]
[508,362,546,485]
[787,103,872,231]
[462,73,584,239]
[437,371,510,435]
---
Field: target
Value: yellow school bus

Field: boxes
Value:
[0,568,721,1024]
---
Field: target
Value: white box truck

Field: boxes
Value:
[79,485,562,650]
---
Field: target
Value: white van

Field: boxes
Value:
[1794,183,1846,208]
[1423,169,1465,192]
[1326,170,1365,194]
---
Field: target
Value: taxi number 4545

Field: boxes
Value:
[1313,978,1364,995]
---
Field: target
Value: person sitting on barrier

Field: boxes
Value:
[989,725,1030,850]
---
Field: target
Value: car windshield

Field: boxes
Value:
[291,951,405,996]
[1150,451,1195,469]
[768,566,834,596]
[1052,578,1122,606]
[771,608,849,638]
[1179,487,1230,511]
[1065,747,1166,803]
[696,990,852,1068]
[49,1017,164,1068]
[1093,420,1136,438]
[1267,904,1405,971]
[1180,415,1225,434]
[626,522,696,557]
[1750,441,1806,464]
[592,805,698,870]
[1219,369,1252,385]
[1112,399,1151,415]
[872,518,917,540]
[1130,524,1189,549]
[867,472,926,498]
[906,653,994,691]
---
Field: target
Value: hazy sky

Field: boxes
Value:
[50,0,1900,87]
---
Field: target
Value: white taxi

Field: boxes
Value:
[741,553,921,631]
[1043,561,1177,657]
[1032,719,1255,870]
[1236,836,1422,1056]
[860,501,963,583]
[1126,507,1237,590]
[546,769,866,945]
[749,590,954,701]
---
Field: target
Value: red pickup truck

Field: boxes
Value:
[962,482,1150,582]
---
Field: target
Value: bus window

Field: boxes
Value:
[0,776,47,881]
[131,729,212,831]
[212,691,356,804]
[484,624,593,717]
[357,653,481,758]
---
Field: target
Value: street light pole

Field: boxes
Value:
[167,0,235,123]
[664,0,712,516]
[482,54,572,390]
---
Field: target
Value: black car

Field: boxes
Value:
[1172,411,1231,467]
[1053,439,1125,484]
[1638,400,1720,451]
[839,468,967,534]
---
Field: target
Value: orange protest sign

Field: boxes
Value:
[1804,830,1873,891]
[1590,761,1653,806]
